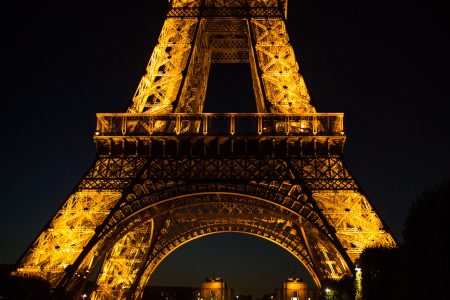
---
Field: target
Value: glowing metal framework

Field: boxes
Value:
[15,1,396,299]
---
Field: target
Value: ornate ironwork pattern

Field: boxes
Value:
[312,191,396,262]
[251,18,314,113]
[16,190,122,285]
[14,0,397,299]
[85,196,350,299]
[128,18,198,114]
[91,219,154,300]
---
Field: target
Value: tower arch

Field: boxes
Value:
[83,191,352,299]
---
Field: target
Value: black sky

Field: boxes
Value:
[1,0,449,297]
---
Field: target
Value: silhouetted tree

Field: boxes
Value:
[358,247,399,300]
[396,179,449,300]
[355,180,449,299]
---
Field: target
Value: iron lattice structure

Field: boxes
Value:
[15,1,396,299]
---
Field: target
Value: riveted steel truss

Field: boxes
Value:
[14,1,397,299]
[15,190,122,285]
[91,219,154,299]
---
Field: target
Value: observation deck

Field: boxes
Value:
[94,113,345,157]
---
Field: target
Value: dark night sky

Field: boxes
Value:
[1,0,449,297]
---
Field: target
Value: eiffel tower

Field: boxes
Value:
[14,1,396,299]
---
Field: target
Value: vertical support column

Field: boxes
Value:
[128,18,199,114]
[230,115,235,135]
[174,18,212,115]
[247,18,271,113]
[257,115,263,135]
[203,115,208,134]
[250,18,316,114]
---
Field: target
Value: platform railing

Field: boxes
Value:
[95,113,344,137]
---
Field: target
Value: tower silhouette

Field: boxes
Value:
[14,1,396,299]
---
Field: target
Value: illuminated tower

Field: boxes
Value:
[14,1,396,299]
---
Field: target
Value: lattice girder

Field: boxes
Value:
[175,19,211,116]
[91,219,154,300]
[15,190,122,286]
[251,18,314,113]
[14,156,149,287]
[312,191,397,262]
[129,18,198,113]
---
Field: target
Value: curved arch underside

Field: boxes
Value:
[90,194,350,300]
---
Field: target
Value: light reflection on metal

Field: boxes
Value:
[13,0,397,298]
